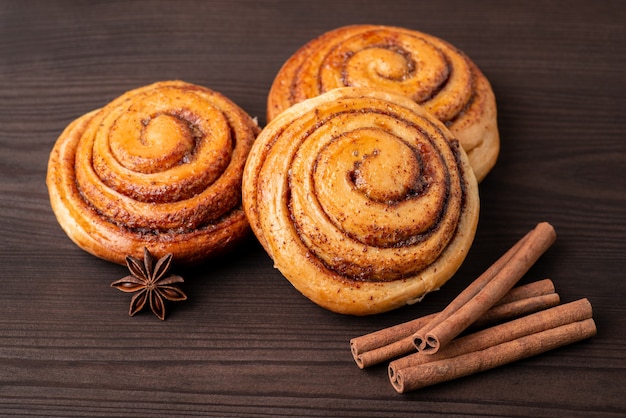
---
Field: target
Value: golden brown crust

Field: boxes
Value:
[267,24,499,182]
[47,80,259,265]
[244,88,479,315]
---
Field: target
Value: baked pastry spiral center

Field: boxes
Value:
[342,129,420,203]
[351,47,415,82]
[316,30,456,113]
[291,109,454,270]
[87,87,235,206]
[333,37,449,104]
[111,113,198,174]
[310,124,444,250]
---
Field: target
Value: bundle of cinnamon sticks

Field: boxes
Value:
[350,222,597,393]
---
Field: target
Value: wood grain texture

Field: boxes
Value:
[1,0,625,416]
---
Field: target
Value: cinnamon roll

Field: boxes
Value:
[47,80,259,265]
[267,24,499,182]
[243,88,479,315]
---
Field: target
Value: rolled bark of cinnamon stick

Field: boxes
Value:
[391,316,596,393]
[489,277,555,306]
[471,292,560,329]
[413,222,557,354]
[351,279,557,368]
[389,298,592,381]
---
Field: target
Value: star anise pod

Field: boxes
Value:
[111,247,187,320]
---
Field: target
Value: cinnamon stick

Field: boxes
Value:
[351,279,558,368]
[391,316,596,393]
[413,222,557,354]
[389,298,593,383]
[471,292,560,328]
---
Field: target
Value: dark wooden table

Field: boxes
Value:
[1,0,625,416]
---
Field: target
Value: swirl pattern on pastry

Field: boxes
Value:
[244,88,479,315]
[267,24,499,182]
[47,80,259,265]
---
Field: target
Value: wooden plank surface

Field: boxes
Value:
[1,0,625,416]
